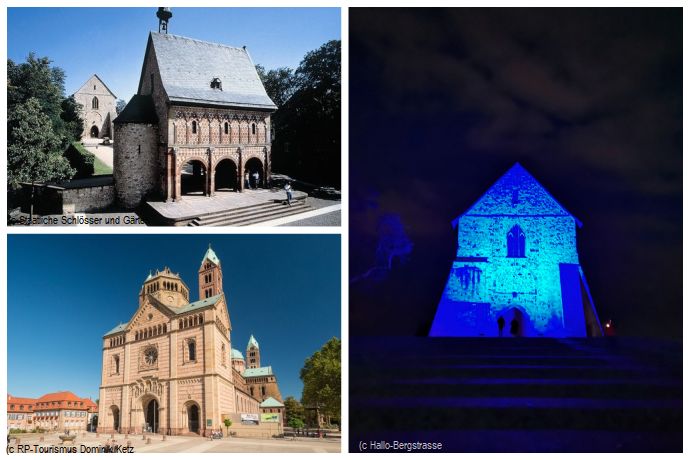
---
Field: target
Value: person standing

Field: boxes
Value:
[497,316,505,337]
[284,182,293,206]
[244,171,250,189]
[253,171,260,189]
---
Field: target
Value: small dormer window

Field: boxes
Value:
[211,78,222,90]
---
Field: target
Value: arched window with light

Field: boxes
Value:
[507,224,526,258]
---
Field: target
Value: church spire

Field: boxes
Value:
[156,7,172,34]
[199,245,223,300]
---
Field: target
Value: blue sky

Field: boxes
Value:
[7,7,340,100]
[7,235,341,402]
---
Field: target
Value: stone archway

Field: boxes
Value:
[90,125,99,138]
[141,396,160,433]
[110,405,120,432]
[180,159,208,196]
[183,401,201,435]
[215,158,238,192]
[245,157,264,189]
[503,307,529,337]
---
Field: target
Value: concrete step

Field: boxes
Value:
[189,201,311,226]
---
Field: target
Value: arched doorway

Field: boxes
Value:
[245,158,264,189]
[144,399,159,433]
[181,160,207,196]
[90,126,99,138]
[186,403,200,434]
[215,159,238,191]
[110,406,120,432]
[505,307,527,337]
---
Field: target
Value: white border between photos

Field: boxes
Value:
[3,2,689,459]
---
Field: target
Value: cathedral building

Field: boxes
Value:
[431,163,603,338]
[98,246,283,436]
[113,9,277,209]
[73,74,117,140]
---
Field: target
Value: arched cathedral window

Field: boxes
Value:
[92,97,99,109]
[507,224,526,258]
[192,120,198,134]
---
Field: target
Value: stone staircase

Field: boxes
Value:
[350,337,682,452]
[187,199,311,226]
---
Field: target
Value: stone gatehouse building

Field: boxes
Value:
[73,74,117,140]
[98,247,283,436]
[113,25,277,209]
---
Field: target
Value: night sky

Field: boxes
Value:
[349,8,681,339]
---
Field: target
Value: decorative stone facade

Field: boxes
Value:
[98,247,281,437]
[431,163,603,338]
[113,28,277,209]
[73,75,117,140]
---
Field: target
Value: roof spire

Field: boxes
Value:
[156,7,172,34]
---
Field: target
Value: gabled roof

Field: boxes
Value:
[104,323,127,336]
[202,245,220,267]
[247,334,259,349]
[143,32,277,110]
[259,396,284,408]
[74,74,117,99]
[242,366,273,378]
[452,163,582,228]
[176,293,223,314]
[113,95,158,125]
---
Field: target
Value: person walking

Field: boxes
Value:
[252,171,260,189]
[284,182,293,206]
[497,316,505,337]
[244,171,250,189]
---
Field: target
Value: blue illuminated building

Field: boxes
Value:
[430,163,603,337]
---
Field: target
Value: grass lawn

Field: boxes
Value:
[93,156,112,175]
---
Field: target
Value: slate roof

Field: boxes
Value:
[148,32,277,110]
[242,366,273,378]
[259,396,284,408]
[113,95,158,124]
[247,334,259,349]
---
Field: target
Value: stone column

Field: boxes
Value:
[207,148,214,197]
[169,325,178,435]
[238,148,244,193]
[264,147,271,188]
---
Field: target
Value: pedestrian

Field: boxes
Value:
[244,171,250,189]
[510,318,519,337]
[497,316,505,337]
[253,171,260,189]
[284,182,293,206]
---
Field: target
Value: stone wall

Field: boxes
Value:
[62,184,115,213]
[114,123,160,209]
[74,75,117,139]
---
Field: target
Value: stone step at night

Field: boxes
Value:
[350,378,682,399]
[189,201,311,226]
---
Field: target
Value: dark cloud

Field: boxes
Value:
[349,8,682,338]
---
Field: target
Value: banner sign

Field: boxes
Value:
[261,413,280,423]
[241,413,259,425]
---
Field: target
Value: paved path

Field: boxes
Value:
[82,139,113,168]
[9,432,340,453]
[257,204,341,227]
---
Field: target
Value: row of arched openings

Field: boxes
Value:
[135,324,167,341]
[179,313,204,330]
[109,335,124,347]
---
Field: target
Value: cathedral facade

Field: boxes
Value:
[73,74,117,140]
[98,247,282,436]
[431,163,603,338]
[113,10,277,209]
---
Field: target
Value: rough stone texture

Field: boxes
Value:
[73,75,117,139]
[432,164,600,337]
[114,123,160,209]
[62,184,115,213]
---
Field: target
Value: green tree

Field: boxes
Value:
[287,418,304,432]
[59,96,84,142]
[223,418,232,437]
[300,337,341,423]
[283,396,305,425]
[256,65,296,108]
[8,98,74,188]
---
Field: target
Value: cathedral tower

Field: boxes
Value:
[246,335,260,369]
[199,245,223,299]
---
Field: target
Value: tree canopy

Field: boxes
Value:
[257,40,341,187]
[7,54,83,188]
[300,337,341,421]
